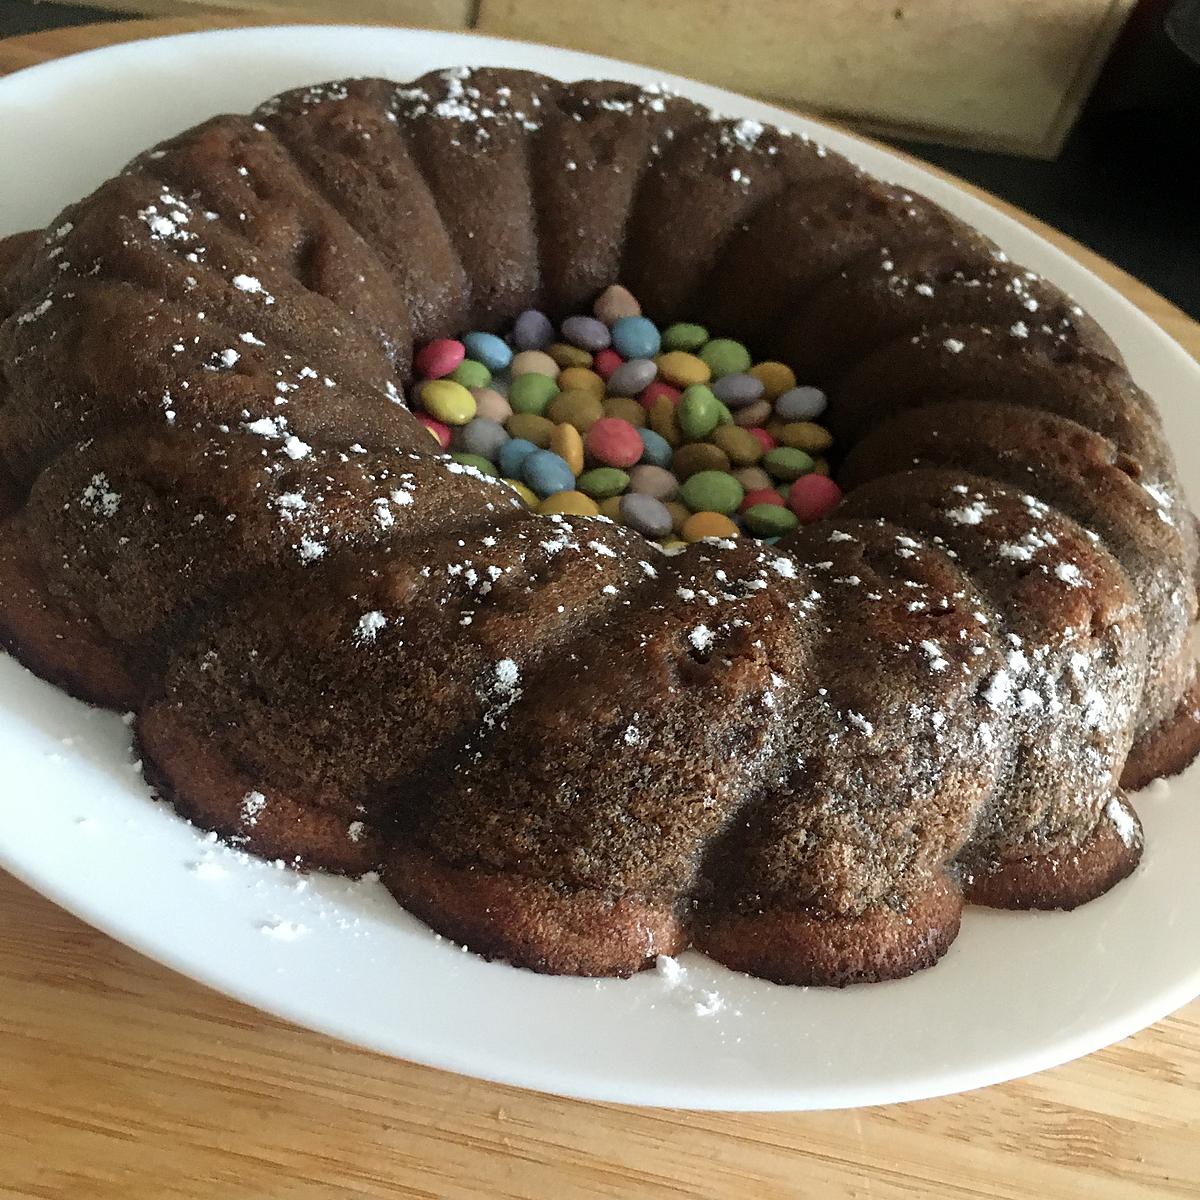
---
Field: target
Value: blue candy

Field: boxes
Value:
[522,449,577,498]
[611,315,661,361]
[498,437,539,478]
[636,427,673,468]
[462,330,513,372]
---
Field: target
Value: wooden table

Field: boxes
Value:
[2,18,1199,1199]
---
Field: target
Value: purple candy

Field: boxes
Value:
[775,385,828,421]
[561,315,611,352]
[512,309,554,352]
[454,417,509,460]
[711,372,765,408]
[619,492,673,538]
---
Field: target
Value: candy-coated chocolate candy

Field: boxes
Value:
[415,338,465,379]
[593,284,642,324]
[681,511,740,542]
[462,330,513,372]
[586,417,644,468]
[421,379,476,425]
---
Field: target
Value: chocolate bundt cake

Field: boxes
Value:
[1,68,1196,986]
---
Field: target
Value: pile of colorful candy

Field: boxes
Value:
[408,284,843,548]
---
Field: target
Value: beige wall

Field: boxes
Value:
[41,0,1136,156]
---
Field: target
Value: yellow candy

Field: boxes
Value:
[548,342,593,369]
[510,349,560,378]
[779,421,833,453]
[657,535,688,552]
[655,350,711,388]
[749,360,796,399]
[648,395,682,448]
[681,511,740,542]
[557,366,605,398]
[550,421,585,476]
[538,490,600,517]
[503,478,538,506]
[811,457,831,477]
[420,379,476,426]
[664,500,691,533]
[599,496,624,521]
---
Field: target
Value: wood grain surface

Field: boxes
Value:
[1,18,1198,1200]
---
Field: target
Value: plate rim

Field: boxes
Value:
[1,22,1198,1112]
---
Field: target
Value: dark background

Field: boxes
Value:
[3,0,1197,320]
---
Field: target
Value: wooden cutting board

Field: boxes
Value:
[1,19,1198,1200]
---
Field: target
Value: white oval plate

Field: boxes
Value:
[1,24,1198,1112]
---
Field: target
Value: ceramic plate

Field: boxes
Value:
[1,24,1198,1111]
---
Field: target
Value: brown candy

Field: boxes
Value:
[733,399,772,427]
[593,283,642,324]
[548,390,605,432]
[712,424,764,467]
[602,397,648,427]
[506,412,556,448]
[673,442,730,479]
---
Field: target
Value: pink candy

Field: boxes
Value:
[415,338,465,379]
[586,417,643,468]
[639,380,681,410]
[745,427,777,455]
[740,488,785,513]
[417,414,452,449]
[593,348,623,379]
[788,474,843,522]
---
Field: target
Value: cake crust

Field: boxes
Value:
[698,873,963,987]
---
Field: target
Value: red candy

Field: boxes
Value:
[586,417,643,468]
[639,380,681,410]
[416,414,452,449]
[788,474,843,522]
[593,348,623,379]
[740,488,785,513]
[414,338,465,379]
[745,427,777,454]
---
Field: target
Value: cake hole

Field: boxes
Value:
[404,285,846,552]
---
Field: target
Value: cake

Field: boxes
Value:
[1,67,1196,987]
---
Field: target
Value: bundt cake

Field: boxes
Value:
[1,67,1196,987]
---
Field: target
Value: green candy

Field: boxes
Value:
[743,503,799,537]
[715,400,733,426]
[449,359,492,389]
[763,446,815,481]
[678,384,721,440]
[509,371,560,415]
[680,469,744,516]
[661,322,709,352]
[577,467,630,500]
[698,338,752,378]
[451,452,499,477]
